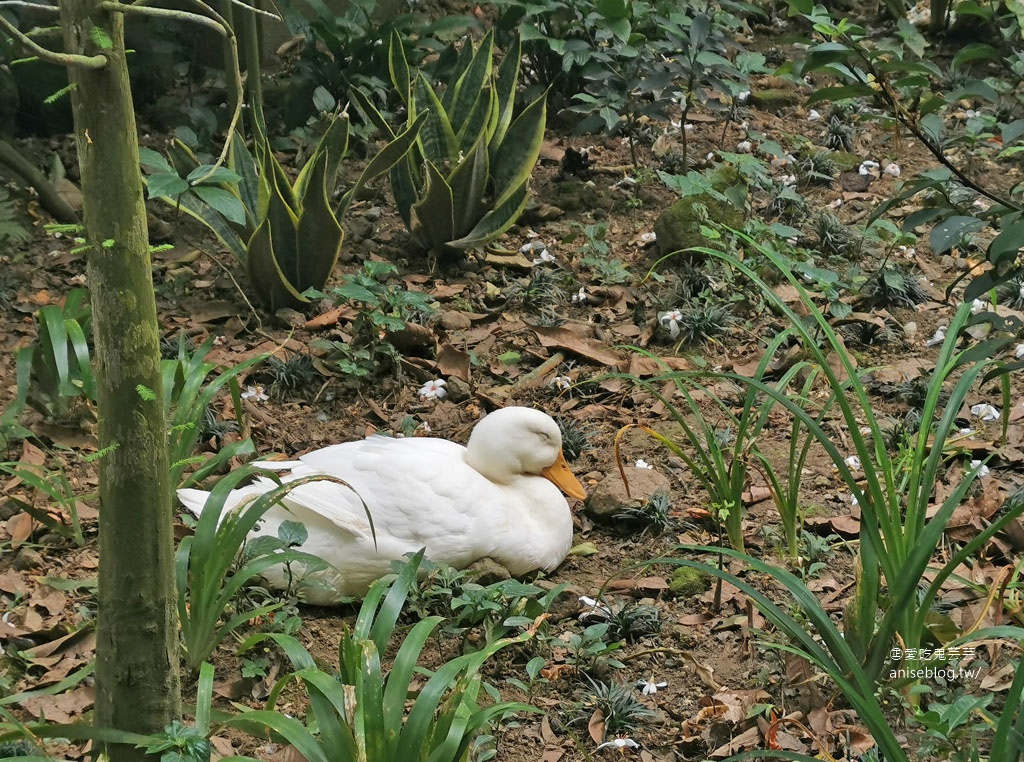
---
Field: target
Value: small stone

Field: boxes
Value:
[439,311,473,331]
[585,468,672,520]
[274,308,306,328]
[13,547,44,571]
[363,206,382,222]
[465,556,512,585]
[445,376,471,402]
[0,500,20,521]
[346,217,373,241]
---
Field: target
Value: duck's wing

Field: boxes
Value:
[247,436,471,544]
[282,436,494,557]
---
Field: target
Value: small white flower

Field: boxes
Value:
[828,198,843,209]
[965,108,980,119]
[959,427,976,437]
[1015,343,1024,359]
[736,140,753,153]
[808,109,821,121]
[925,325,947,347]
[660,309,684,339]
[418,379,447,400]
[684,122,695,133]
[213,335,228,346]
[640,231,657,245]
[883,162,901,177]
[973,198,990,211]
[971,298,988,315]
[241,385,269,402]
[597,738,640,751]
[898,245,916,258]
[969,459,990,477]
[578,596,612,621]
[634,459,653,470]
[781,174,797,186]
[736,90,751,104]
[636,677,668,695]
[859,160,880,175]
[571,287,587,304]
[705,151,716,162]
[553,375,571,392]
[971,403,1000,422]
[533,249,556,265]
[851,493,859,507]
[845,455,862,471]
[613,175,637,188]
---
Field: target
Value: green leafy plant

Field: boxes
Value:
[12,288,94,423]
[354,29,546,260]
[0,187,29,245]
[648,232,1024,761]
[563,622,625,674]
[275,0,480,122]
[793,4,1024,300]
[224,553,540,762]
[176,466,335,670]
[310,260,435,378]
[571,677,656,741]
[756,367,832,562]
[0,453,97,547]
[161,334,264,488]
[619,329,808,551]
[142,108,424,309]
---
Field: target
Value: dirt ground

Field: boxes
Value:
[3,20,1024,761]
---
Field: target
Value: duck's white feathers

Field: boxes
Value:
[177,408,576,604]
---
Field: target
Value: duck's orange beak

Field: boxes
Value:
[542,450,587,501]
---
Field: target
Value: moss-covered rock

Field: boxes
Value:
[750,87,802,113]
[668,566,710,598]
[654,192,744,256]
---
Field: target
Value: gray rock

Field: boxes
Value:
[586,467,672,519]
[445,377,471,402]
[13,547,44,571]
[465,556,512,585]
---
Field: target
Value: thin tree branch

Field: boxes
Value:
[0,13,106,68]
[100,1,226,36]
[101,0,245,182]
[224,0,279,22]
[182,0,245,181]
[124,0,279,21]
[0,138,79,223]
[0,1,60,11]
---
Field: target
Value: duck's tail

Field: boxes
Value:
[177,488,213,519]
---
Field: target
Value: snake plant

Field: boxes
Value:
[354,30,547,260]
[143,111,424,310]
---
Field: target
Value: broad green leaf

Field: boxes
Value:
[192,186,246,226]
[294,115,349,202]
[929,215,986,254]
[294,152,345,296]
[411,160,455,251]
[449,180,528,250]
[339,111,427,218]
[491,92,546,201]
[414,73,458,168]
[247,217,307,310]
[448,137,489,237]
[147,172,189,199]
[389,28,411,104]
[450,30,493,131]
[186,165,241,185]
[138,147,173,174]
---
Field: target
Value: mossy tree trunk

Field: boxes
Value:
[59,1,180,758]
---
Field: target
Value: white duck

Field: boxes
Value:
[177,406,586,604]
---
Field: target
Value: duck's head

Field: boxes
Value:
[465,407,587,500]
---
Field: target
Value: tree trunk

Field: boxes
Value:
[59,1,180,758]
